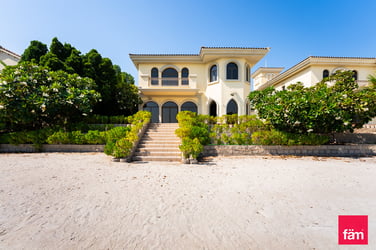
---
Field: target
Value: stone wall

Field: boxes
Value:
[203,145,376,157]
[0,144,104,153]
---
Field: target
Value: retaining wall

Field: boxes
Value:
[203,145,376,157]
[2,144,376,157]
[0,144,104,153]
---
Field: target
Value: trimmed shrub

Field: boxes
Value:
[252,130,329,145]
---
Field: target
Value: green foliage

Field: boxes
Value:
[210,115,267,145]
[113,138,133,158]
[0,128,54,146]
[20,37,142,116]
[176,111,210,160]
[20,40,48,63]
[105,111,151,158]
[105,126,130,144]
[179,138,203,159]
[251,130,329,145]
[224,114,238,124]
[85,130,107,144]
[0,62,100,131]
[249,71,376,134]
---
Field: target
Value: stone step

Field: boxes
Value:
[148,125,179,128]
[143,133,179,137]
[132,123,181,162]
[147,131,178,134]
[136,147,180,152]
[142,137,179,141]
[134,151,181,157]
[138,143,181,148]
[132,156,181,162]
[139,140,180,144]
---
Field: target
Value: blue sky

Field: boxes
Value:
[2,0,375,83]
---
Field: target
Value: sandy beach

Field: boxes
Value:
[0,153,375,249]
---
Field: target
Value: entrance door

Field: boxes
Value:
[143,101,159,123]
[162,101,178,123]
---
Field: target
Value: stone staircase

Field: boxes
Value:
[133,123,181,162]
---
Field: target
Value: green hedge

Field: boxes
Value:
[251,130,329,145]
[174,113,330,159]
[0,111,152,158]
[175,111,210,160]
[104,110,151,158]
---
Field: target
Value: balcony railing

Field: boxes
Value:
[150,77,190,87]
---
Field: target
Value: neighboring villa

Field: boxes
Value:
[0,46,20,71]
[130,47,269,123]
[252,56,376,91]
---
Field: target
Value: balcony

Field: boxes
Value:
[150,77,190,87]
[141,74,197,88]
[140,75,199,97]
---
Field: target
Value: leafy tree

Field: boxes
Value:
[39,52,66,71]
[65,48,83,75]
[249,71,376,134]
[0,62,100,131]
[20,40,48,63]
[113,65,142,115]
[20,38,141,116]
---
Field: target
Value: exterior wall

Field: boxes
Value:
[274,68,314,90]
[0,50,20,71]
[138,63,204,89]
[274,65,376,90]
[138,58,252,118]
[252,68,284,90]
[254,57,376,91]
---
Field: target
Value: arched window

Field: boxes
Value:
[143,101,159,123]
[352,70,358,80]
[181,101,197,113]
[226,99,238,115]
[226,62,238,80]
[151,68,159,85]
[210,65,218,82]
[162,68,178,86]
[182,68,189,85]
[323,69,329,79]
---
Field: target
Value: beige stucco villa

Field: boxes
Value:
[252,56,376,91]
[0,46,20,71]
[130,47,269,123]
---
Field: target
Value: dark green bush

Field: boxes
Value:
[85,130,107,144]
[0,128,54,146]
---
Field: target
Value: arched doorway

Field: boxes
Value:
[226,99,238,115]
[143,101,159,123]
[181,101,198,113]
[209,100,217,117]
[162,101,178,123]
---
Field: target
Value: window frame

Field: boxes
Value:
[226,62,239,80]
[182,67,189,85]
[151,67,159,85]
[209,64,218,82]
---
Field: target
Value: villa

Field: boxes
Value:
[0,46,20,71]
[130,47,269,123]
[252,56,376,90]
